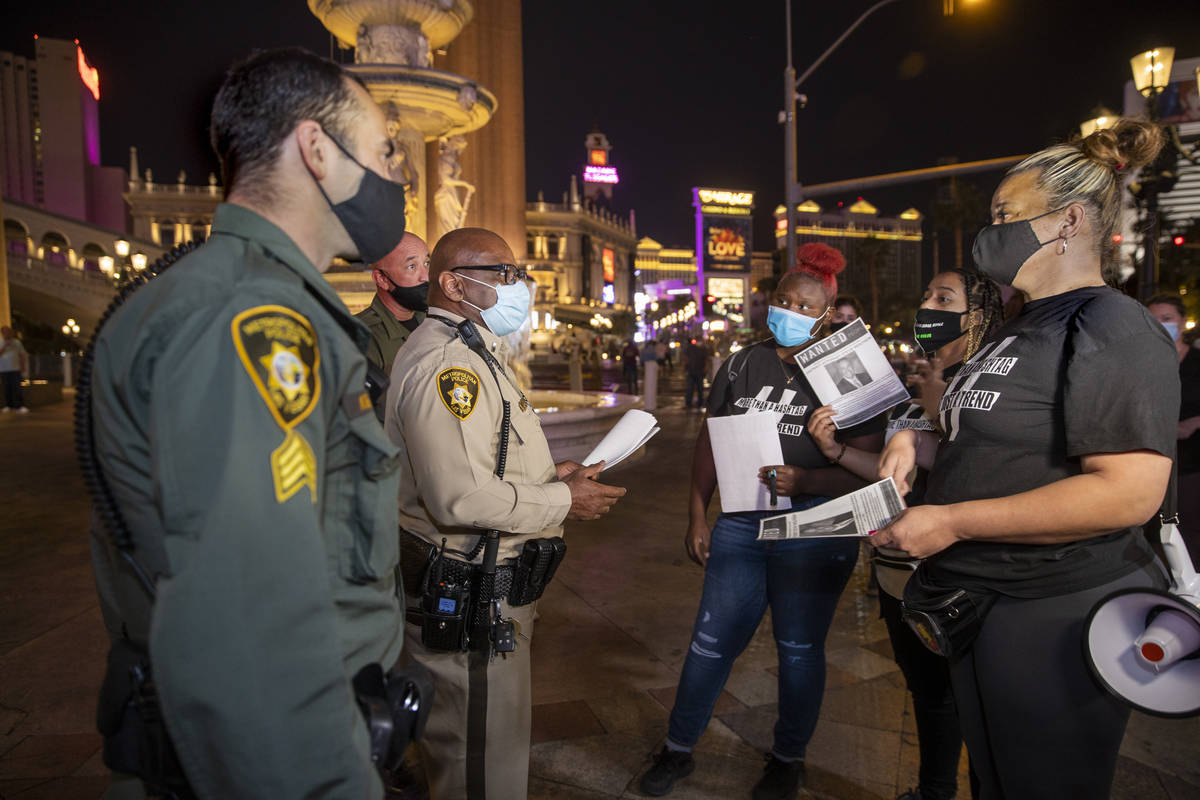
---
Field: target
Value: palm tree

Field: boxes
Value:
[857,236,889,323]
[931,176,987,269]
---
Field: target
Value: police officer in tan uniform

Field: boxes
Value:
[386,227,626,800]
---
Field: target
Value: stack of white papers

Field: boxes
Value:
[583,409,660,470]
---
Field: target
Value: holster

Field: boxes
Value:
[901,571,997,661]
[96,639,195,799]
[352,660,436,775]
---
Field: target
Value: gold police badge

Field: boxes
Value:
[232,305,320,429]
[437,367,480,420]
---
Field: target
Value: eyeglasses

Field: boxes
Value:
[450,264,528,286]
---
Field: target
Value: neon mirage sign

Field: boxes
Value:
[583,165,619,184]
[697,189,753,206]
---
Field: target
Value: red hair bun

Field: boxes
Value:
[793,242,845,296]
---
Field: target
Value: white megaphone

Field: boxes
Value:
[1084,519,1200,717]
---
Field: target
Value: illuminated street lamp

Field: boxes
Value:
[132,253,148,270]
[1130,48,1174,98]
[1080,106,1117,138]
[98,256,114,275]
[114,239,130,258]
[1126,47,1200,301]
[61,318,80,336]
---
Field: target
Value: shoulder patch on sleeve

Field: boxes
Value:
[437,367,481,420]
[232,305,321,429]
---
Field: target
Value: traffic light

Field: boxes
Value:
[1174,235,1186,246]
[703,295,716,316]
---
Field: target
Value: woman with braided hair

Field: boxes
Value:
[873,118,1178,799]
[810,267,1004,800]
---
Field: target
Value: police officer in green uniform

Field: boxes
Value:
[356,231,430,376]
[88,48,413,798]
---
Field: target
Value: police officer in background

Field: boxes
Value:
[387,227,627,799]
[356,231,430,375]
[88,48,411,798]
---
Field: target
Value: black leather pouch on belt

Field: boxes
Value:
[508,537,567,606]
[901,572,997,661]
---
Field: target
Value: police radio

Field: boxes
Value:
[420,541,471,652]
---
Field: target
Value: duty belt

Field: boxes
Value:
[401,531,514,600]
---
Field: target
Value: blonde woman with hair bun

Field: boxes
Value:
[874,118,1180,799]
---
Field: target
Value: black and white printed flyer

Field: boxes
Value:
[757,478,906,540]
[793,318,909,429]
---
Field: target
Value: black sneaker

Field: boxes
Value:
[752,753,806,800]
[639,745,695,796]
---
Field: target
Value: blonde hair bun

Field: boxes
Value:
[1079,117,1164,175]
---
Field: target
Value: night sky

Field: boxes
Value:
[4,0,1199,251]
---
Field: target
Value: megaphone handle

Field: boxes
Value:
[1161,521,1200,600]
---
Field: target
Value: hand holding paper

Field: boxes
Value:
[583,409,660,471]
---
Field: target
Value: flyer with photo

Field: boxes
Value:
[757,478,905,540]
[793,318,910,429]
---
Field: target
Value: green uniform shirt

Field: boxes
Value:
[355,294,425,376]
[89,203,403,799]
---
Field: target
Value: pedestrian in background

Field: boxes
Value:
[1147,293,1200,569]
[830,295,864,332]
[0,326,29,413]
[683,338,708,409]
[621,338,640,394]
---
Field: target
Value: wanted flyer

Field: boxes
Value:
[757,478,905,541]
[793,318,909,429]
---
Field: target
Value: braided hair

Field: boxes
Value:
[952,269,1004,359]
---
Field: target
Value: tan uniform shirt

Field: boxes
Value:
[386,309,571,563]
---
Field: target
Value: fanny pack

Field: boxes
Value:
[901,570,996,661]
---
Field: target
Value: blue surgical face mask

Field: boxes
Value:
[1162,320,1180,341]
[767,304,826,347]
[458,273,531,336]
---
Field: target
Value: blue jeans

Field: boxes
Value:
[667,506,858,759]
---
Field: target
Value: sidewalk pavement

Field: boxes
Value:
[1,391,1197,799]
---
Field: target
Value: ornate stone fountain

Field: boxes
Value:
[308,0,496,246]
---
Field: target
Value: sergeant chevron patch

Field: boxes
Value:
[271,429,317,504]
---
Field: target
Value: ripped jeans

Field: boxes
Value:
[666,506,859,760]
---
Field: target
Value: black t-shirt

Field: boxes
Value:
[923,286,1179,597]
[706,340,886,501]
[1180,347,1200,474]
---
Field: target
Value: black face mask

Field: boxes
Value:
[829,321,851,333]
[310,130,407,265]
[913,308,967,356]
[385,277,429,312]
[970,207,1065,286]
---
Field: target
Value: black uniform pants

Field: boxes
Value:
[949,565,1161,800]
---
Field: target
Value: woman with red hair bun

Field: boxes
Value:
[638,243,887,799]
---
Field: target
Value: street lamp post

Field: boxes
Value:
[1130,48,1174,302]
[782,0,968,269]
